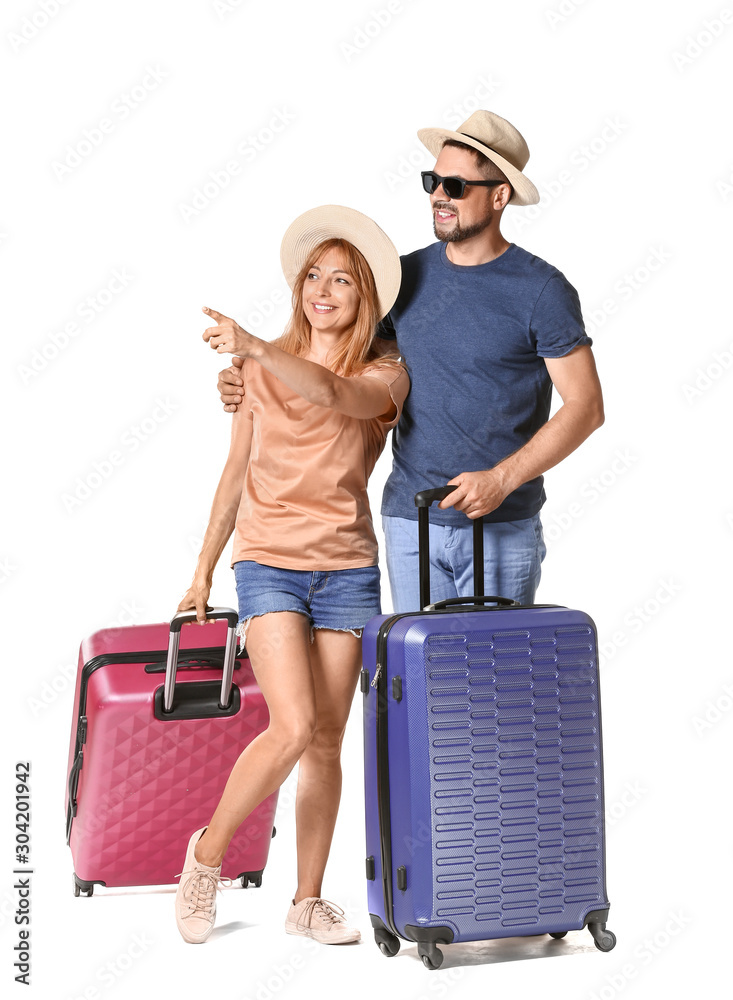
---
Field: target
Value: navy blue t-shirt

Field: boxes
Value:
[379,241,591,526]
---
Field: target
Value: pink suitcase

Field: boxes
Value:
[66,607,278,895]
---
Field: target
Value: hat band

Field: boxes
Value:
[457,132,522,178]
[458,132,498,156]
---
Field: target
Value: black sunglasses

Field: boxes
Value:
[421,170,507,200]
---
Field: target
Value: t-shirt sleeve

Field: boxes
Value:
[376,312,397,342]
[359,363,410,430]
[530,274,592,358]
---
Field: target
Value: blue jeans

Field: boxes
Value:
[382,514,546,613]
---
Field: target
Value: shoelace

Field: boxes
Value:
[297,898,346,931]
[175,867,233,918]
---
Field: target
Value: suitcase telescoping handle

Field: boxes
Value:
[414,487,520,611]
[164,607,239,713]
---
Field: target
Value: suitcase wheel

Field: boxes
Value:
[588,921,617,952]
[72,873,94,897]
[549,931,568,940]
[374,927,400,957]
[240,874,263,889]
[418,943,444,970]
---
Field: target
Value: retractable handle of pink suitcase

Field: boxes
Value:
[415,487,520,611]
[164,607,240,713]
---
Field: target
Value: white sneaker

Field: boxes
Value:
[285,897,361,944]
[174,828,231,944]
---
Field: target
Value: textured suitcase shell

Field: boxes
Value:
[67,619,277,892]
[363,604,613,963]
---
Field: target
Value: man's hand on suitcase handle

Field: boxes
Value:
[438,469,512,519]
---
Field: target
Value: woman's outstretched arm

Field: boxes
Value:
[201,307,402,421]
[177,407,253,621]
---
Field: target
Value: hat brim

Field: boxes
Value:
[417,127,539,206]
[280,205,401,321]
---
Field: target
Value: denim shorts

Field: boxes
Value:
[233,560,382,646]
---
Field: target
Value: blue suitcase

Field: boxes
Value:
[361,488,616,968]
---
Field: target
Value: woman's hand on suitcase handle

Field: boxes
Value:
[218,356,245,413]
[177,578,213,625]
[202,307,263,360]
[438,468,513,518]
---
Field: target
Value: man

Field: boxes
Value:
[218,110,604,611]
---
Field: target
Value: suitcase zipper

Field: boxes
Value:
[373,615,403,939]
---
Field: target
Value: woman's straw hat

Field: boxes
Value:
[280,205,401,320]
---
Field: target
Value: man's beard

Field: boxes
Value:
[433,205,492,243]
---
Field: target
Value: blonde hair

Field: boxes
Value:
[275,238,401,377]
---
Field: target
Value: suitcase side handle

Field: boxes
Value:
[414,487,484,609]
[65,751,83,844]
[164,607,239,713]
[425,595,520,611]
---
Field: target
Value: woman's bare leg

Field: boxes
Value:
[195,612,316,867]
[292,629,363,902]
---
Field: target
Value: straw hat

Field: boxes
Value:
[280,205,401,320]
[417,110,539,206]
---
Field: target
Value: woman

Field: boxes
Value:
[174,205,409,946]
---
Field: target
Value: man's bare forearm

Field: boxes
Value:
[496,395,605,495]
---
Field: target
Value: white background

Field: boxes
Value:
[2,0,732,997]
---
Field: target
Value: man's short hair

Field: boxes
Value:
[443,138,513,195]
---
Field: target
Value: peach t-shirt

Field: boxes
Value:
[230,359,410,571]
